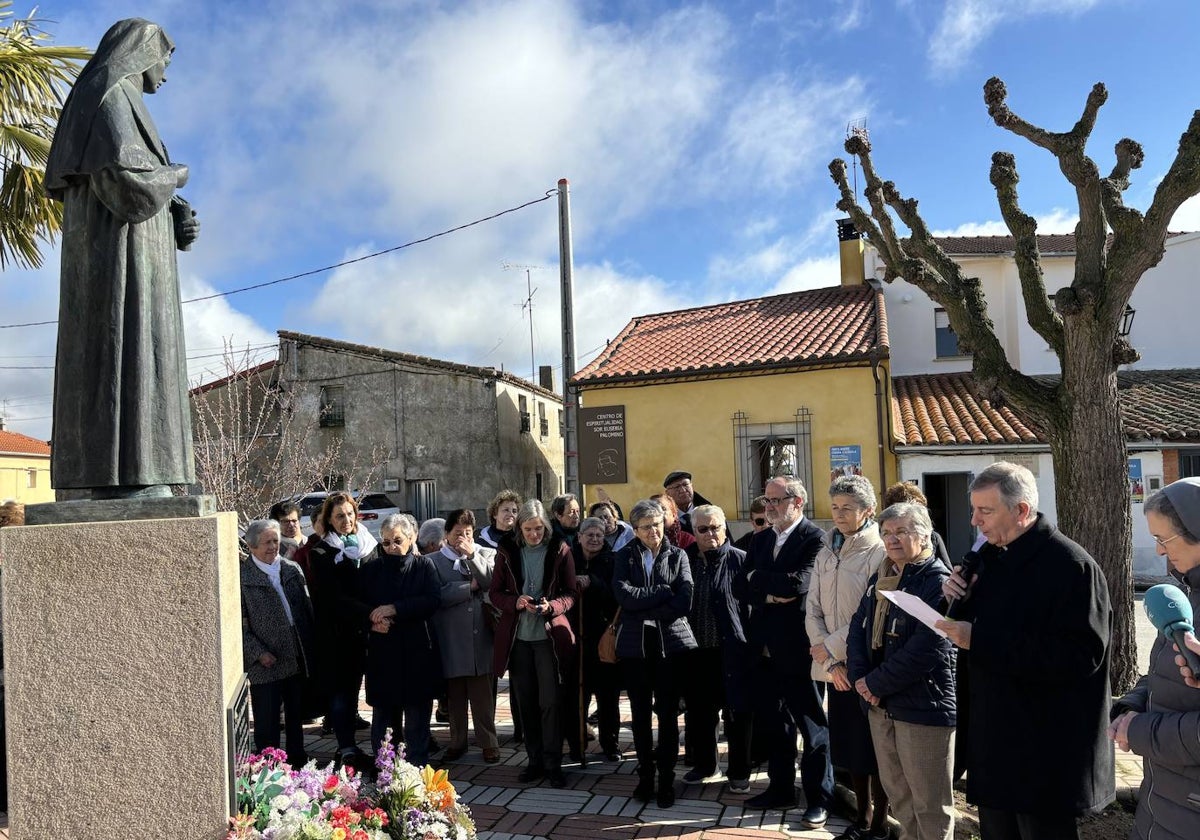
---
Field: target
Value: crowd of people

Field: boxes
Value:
[235,463,1200,840]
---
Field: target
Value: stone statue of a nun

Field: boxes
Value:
[44,19,200,499]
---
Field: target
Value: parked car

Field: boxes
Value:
[284,491,404,540]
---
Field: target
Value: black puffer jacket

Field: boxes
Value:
[1113,564,1200,840]
[847,553,956,727]
[612,539,696,659]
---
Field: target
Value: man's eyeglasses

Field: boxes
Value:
[695,525,722,535]
[1154,532,1184,547]
[279,518,300,525]
[763,494,795,506]
[752,518,767,526]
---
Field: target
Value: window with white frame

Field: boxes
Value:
[934,308,966,358]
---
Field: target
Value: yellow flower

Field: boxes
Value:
[331,829,347,840]
[421,764,456,810]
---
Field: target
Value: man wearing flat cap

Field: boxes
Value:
[936,461,1113,840]
[663,471,711,535]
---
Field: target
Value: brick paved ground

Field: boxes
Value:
[0,676,1146,840]
[297,678,1147,840]
[0,618,1154,840]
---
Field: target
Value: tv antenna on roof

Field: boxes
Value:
[502,262,548,383]
[846,118,869,197]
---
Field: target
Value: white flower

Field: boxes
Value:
[270,793,291,811]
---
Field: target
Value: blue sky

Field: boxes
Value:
[3,0,1200,439]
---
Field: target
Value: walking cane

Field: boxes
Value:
[578,572,589,768]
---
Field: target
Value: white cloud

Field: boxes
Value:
[703,74,871,192]
[179,274,279,386]
[932,207,1079,237]
[767,255,843,295]
[927,0,1106,76]
[4,2,886,416]
[835,0,869,33]
[707,207,845,295]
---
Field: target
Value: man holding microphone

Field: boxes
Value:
[936,462,1114,840]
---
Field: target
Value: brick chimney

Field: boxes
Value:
[538,365,555,392]
[837,218,865,286]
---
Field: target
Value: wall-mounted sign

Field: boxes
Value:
[579,406,628,484]
[1129,458,1144,504]
[829,445,863,483]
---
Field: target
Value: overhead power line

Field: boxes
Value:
[0,191,557,330]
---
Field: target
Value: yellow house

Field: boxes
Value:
[0,426,53,505]
[572,282,897,524]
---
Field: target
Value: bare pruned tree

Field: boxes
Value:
[829,78,1200,690]
[190,343,378,525]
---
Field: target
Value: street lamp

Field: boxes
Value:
[1119,305,1136,338]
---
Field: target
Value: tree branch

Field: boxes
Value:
[988,151,1064,357]
[827,137,1058,421]
[1111,109,1200,301]
[986,77,1109,294]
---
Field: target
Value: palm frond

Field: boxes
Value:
[0,2,87,271]
[0,158,60,269]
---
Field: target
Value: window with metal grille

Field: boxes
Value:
[319,385,345,427]
[731,408,814,519]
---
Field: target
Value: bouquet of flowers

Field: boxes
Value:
[373,732,477,840]
[228,747,389,840]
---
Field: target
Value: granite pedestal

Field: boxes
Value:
[0,509,242,839]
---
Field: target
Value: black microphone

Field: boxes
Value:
[1144,584,1200,679]
[945,546,988,620]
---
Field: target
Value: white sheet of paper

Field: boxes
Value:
[881,589,948,638]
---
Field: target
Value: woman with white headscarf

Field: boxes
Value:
[241,519,315,766]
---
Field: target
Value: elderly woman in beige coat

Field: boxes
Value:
[806,475,890,840]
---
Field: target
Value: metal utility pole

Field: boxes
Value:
[557,179,579,497]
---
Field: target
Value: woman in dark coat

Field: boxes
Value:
[1111,480,1200,840]
[848,502,956,840]
[358,513,441,767]
[242,518,316,766]
[491,500,576,788]
[613,498,697,809]
[566,517,623,762]
[307,491,379,770]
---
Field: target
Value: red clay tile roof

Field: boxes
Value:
[1118,369,1200,441]
[893,370,1200,446]
[931,235,1080,256]
[573,284,887,385]
[0,429,51,457]
[892,373,1042,445]
[189,360,279,396]
[930,232,1187,256]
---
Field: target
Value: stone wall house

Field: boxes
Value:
[274,331,564,520]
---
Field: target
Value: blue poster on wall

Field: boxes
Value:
[830,445,863,483]
[1128,458,1144,504]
